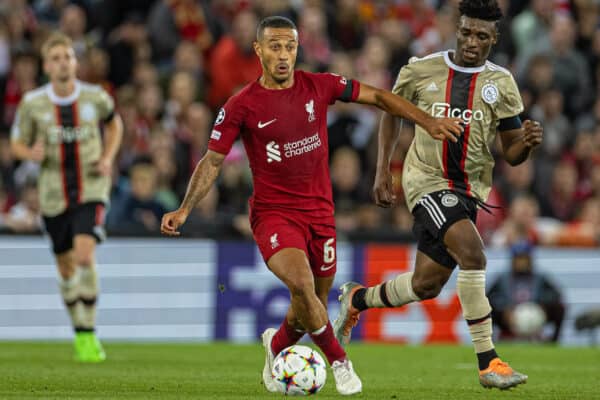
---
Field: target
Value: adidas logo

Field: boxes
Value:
[426,82,439,92]
[266,141,281,163]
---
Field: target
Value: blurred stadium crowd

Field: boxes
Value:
[0,0,599,247]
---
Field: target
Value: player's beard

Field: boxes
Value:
[271,68,292,84]
[273,72,291,84]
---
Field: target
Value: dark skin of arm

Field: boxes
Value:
[499,120,543,166]
[372,116,543,207]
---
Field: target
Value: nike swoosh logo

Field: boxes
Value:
[320,264,335,271]
[258,119,277,128]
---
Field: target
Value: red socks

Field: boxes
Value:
[309,322,346,365]
[271,320,347,365]
[270,318,306,356]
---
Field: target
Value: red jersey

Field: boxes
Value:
[208,70,360,218]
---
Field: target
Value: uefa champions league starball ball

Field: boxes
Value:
[272,345,327,396]
[512,302,547,337]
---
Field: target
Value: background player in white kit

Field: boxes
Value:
[11,33,123,362]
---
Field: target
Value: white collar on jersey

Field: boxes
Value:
[46,80,81,105]
[444,51,486,73]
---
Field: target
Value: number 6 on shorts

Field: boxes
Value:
[324,238,335,264]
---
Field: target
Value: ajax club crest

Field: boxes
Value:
[481,83,499,104]
[441,193,459,207]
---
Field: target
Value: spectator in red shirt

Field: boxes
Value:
[2,49,38,129]
[539,159,580,221]
[358,0,400,32]
[122,83,163,165]
[174,102,211,178]
[491,194,541,248]
[395,0,436,38]
[551,197,600,247]
[59,4,89,58]
[78,47,115,97]
[206,10,261,109]
[298,6,332,69]
[561,131,597,200]
[326,0,366,51]
[163,71,198,132]
[147,0,222,63]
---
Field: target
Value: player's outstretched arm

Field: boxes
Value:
[372,113,400,208]
[354,83,462,143]
[160,150,225,236]
[499,120,543,166]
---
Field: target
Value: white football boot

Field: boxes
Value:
[332,358,363,395]
[261,328,279,393]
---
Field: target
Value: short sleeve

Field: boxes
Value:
[319,73,360,104]
[392,63,418,102]
[207,98,244,155]
[97,88,115,122]
[10,100,34,145]
[496,74,524,120]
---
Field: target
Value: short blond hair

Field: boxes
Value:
[41,32,73,60]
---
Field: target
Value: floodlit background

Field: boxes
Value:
[1,1,600,399]
[0,0,599,344]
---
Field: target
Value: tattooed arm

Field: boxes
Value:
[160,150,225,236]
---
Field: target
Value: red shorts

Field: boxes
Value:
[251,210,337,277]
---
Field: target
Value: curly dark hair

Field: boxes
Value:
[458,0,503,21]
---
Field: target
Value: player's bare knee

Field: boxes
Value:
[413,283,442,300]
[411,277,443,300]
[56,253,75,279]
[58,265,76,280]
[73,250,94,267]
[287,275,315,298]
[459,249,486,270]
[73,235,96,267]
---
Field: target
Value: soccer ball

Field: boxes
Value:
[512,302,546,337]
[272,345,327,396]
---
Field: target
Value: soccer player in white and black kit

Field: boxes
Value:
[334,0,543,390]
[11,33,123,362]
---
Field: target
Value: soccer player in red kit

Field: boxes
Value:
[161,16,461,395]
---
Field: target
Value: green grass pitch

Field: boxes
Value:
[0,342,599,399]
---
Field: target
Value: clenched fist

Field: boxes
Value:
[522,120,543,148]
[160,208,190,236]
[372,171,397,208]
[424,116,464,143]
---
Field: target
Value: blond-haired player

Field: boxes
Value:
[11,33,123,362]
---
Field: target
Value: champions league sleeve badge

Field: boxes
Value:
[215,108,226,125]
